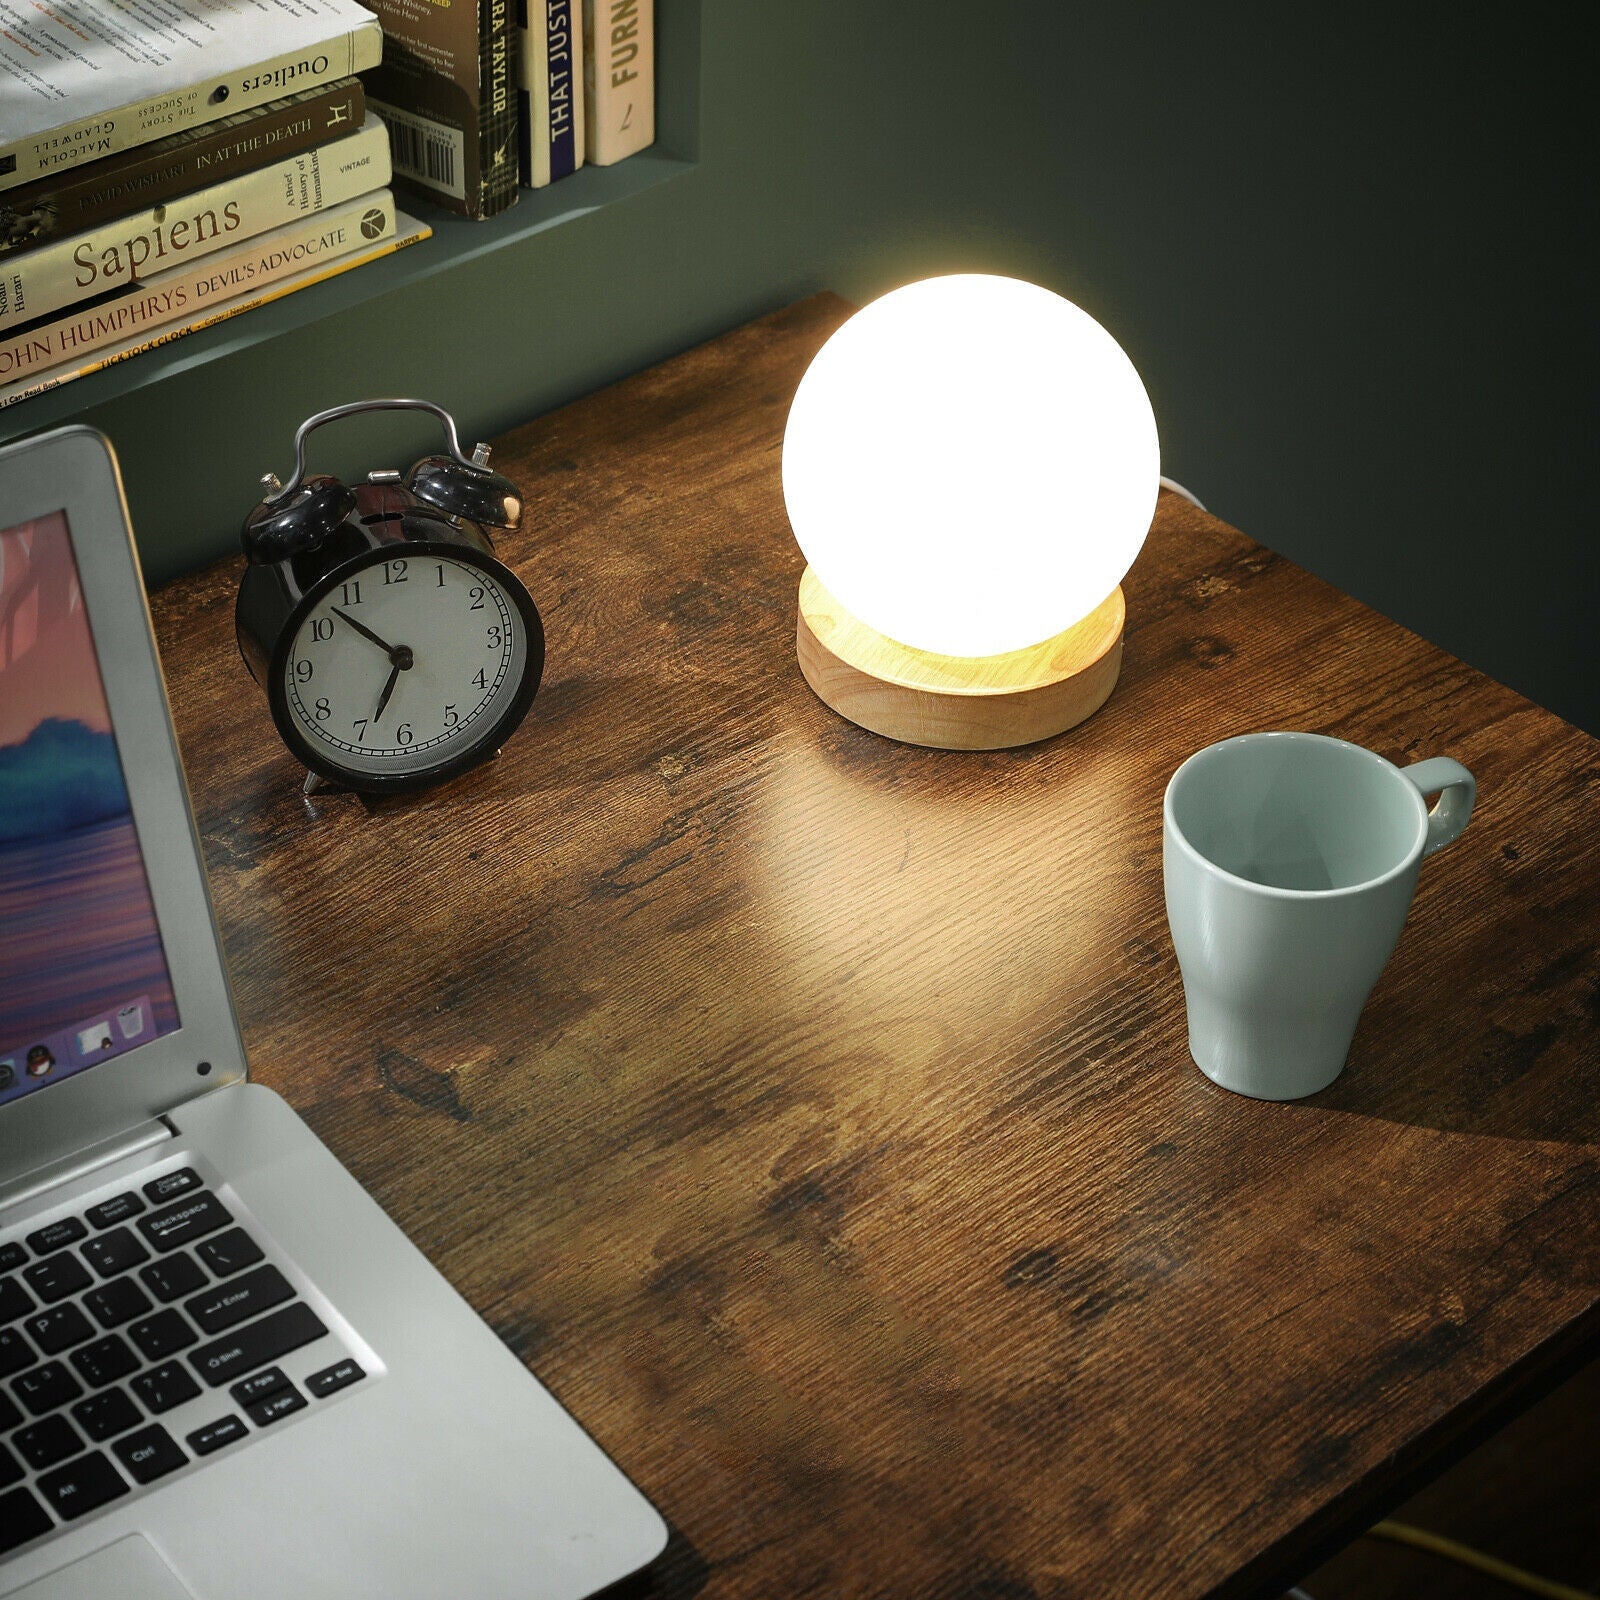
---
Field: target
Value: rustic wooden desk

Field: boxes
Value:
[150,297,1600,1599]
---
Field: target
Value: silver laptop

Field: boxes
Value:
[0,427,666,1599]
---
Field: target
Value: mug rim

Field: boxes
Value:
[1163,730,1429,901]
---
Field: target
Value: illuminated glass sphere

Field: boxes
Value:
[783,273,1160,658]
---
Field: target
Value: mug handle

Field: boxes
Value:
[1401,757,1476,858]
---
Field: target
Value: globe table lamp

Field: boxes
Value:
[784,274,1160,749]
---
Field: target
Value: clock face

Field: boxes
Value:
[281,552,532,780]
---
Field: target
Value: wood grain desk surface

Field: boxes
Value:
[149,296,1600,1599]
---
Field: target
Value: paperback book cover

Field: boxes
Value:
[581,0,653,167]
[362,0,519,219]
[2,81,368,261]
[1,117,391,334]
[0,0,382,191]
[517,0,585,188]
[0,194,427,405]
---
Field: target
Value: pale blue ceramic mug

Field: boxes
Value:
[1163,731,1475,1100]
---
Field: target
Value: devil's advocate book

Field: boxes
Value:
[0,0,382,191]
[1,81,367,261]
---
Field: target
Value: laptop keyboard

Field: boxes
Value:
[0,1162,370,1559]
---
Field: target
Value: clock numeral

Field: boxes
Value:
[314,697,331,721]
[443,703,458,727]
[341,579,363,606]
[383,560,408,585]
[468,585,486,611]
[472,668,488,690]
[436,564,447,587]
[486,624,504,650]
[310,618,334,643]
[294,659,314,682]
[396,723,414,746]
[353,718,369,743]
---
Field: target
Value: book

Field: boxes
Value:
[1,116,391,334]
[2,80,367,262]
[581,0,653,167]
[0,194,428,406]
[517,1,585,188]
[0,0,382,192]
[363,0,518,220]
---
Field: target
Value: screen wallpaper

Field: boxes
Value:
[0,511,179,1106]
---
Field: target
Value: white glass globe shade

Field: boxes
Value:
[783,274,1160,658]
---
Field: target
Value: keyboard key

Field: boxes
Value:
[246,1386,306,1427]
[190,1302,327,1387]
[25,1303,95,1357]
[230,1367,290,1406]
[0,1440,22,1489]
[25,1218,87,1255]
[1,1326,36,1379]
[143,1169,203,1204]
[72,1386,143,1442]
[81,1227,150,1280]
[130,1360,200,1415]
[86,1192,145,1229]
[0,1242,27,1273]
[138,1192,230,1253]
[187,1414,248,1456]
[37,1450,128,1520]
[140,1252,206,1304]
[306,1357,365,1399]
[113,1423,187,1485]
[12,1359,82,1416]
[128,1309,197,1362]
[186,1264,293,1336]
[71,1333,139,1390]
[0,1485,53,1553]
[195,1229,264,1279]
[22,1251,92,1304]
[0,1390,21,1429]
[0,1275,34,1324]
[14,1414,84,1471]
[85,1275,153,1330]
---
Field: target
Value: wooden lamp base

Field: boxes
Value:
[795,566,1125,750]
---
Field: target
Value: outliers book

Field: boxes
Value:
[0,0,382,190]
[361,0,519,219]
[517,0,585,188]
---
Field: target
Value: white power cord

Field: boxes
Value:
[1159,475,1207,511]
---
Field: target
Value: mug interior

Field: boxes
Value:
[1168,734,1423,893]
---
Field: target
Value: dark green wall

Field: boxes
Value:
[54,2,1599,731]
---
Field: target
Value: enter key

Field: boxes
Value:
[184,1264,293,1335]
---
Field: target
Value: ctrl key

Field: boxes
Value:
[36,1450,129,1520]
[113,1423,187,1485]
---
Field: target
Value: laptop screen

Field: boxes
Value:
[0,510,181,1106]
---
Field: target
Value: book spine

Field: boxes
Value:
[0,208,430,410]
[518,1,585,189]
[0,193,400,394]
[1,23,383,192]
[1,81,368,263]
[1,118,391,335]
[582,0,653,167]
[364,0,517,219]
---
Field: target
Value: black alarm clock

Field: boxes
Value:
[236,398,544,796]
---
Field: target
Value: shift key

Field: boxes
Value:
[138,1192,231,1253]
[189,1302,327,1387]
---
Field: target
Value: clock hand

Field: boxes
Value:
[372,660,402,724]
[333,606,400,656]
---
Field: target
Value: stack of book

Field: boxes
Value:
[0,0,431,407]
[359,0,656,219]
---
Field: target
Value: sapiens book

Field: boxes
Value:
[516,1,585,188]
[0,194,428,406]
[581,0,653,167]
[362,0,518,219]
[1,116,391,334]
[2,80,367,262]
[0,0,382,192]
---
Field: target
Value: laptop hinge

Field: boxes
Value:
[0,1116,174,1217]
